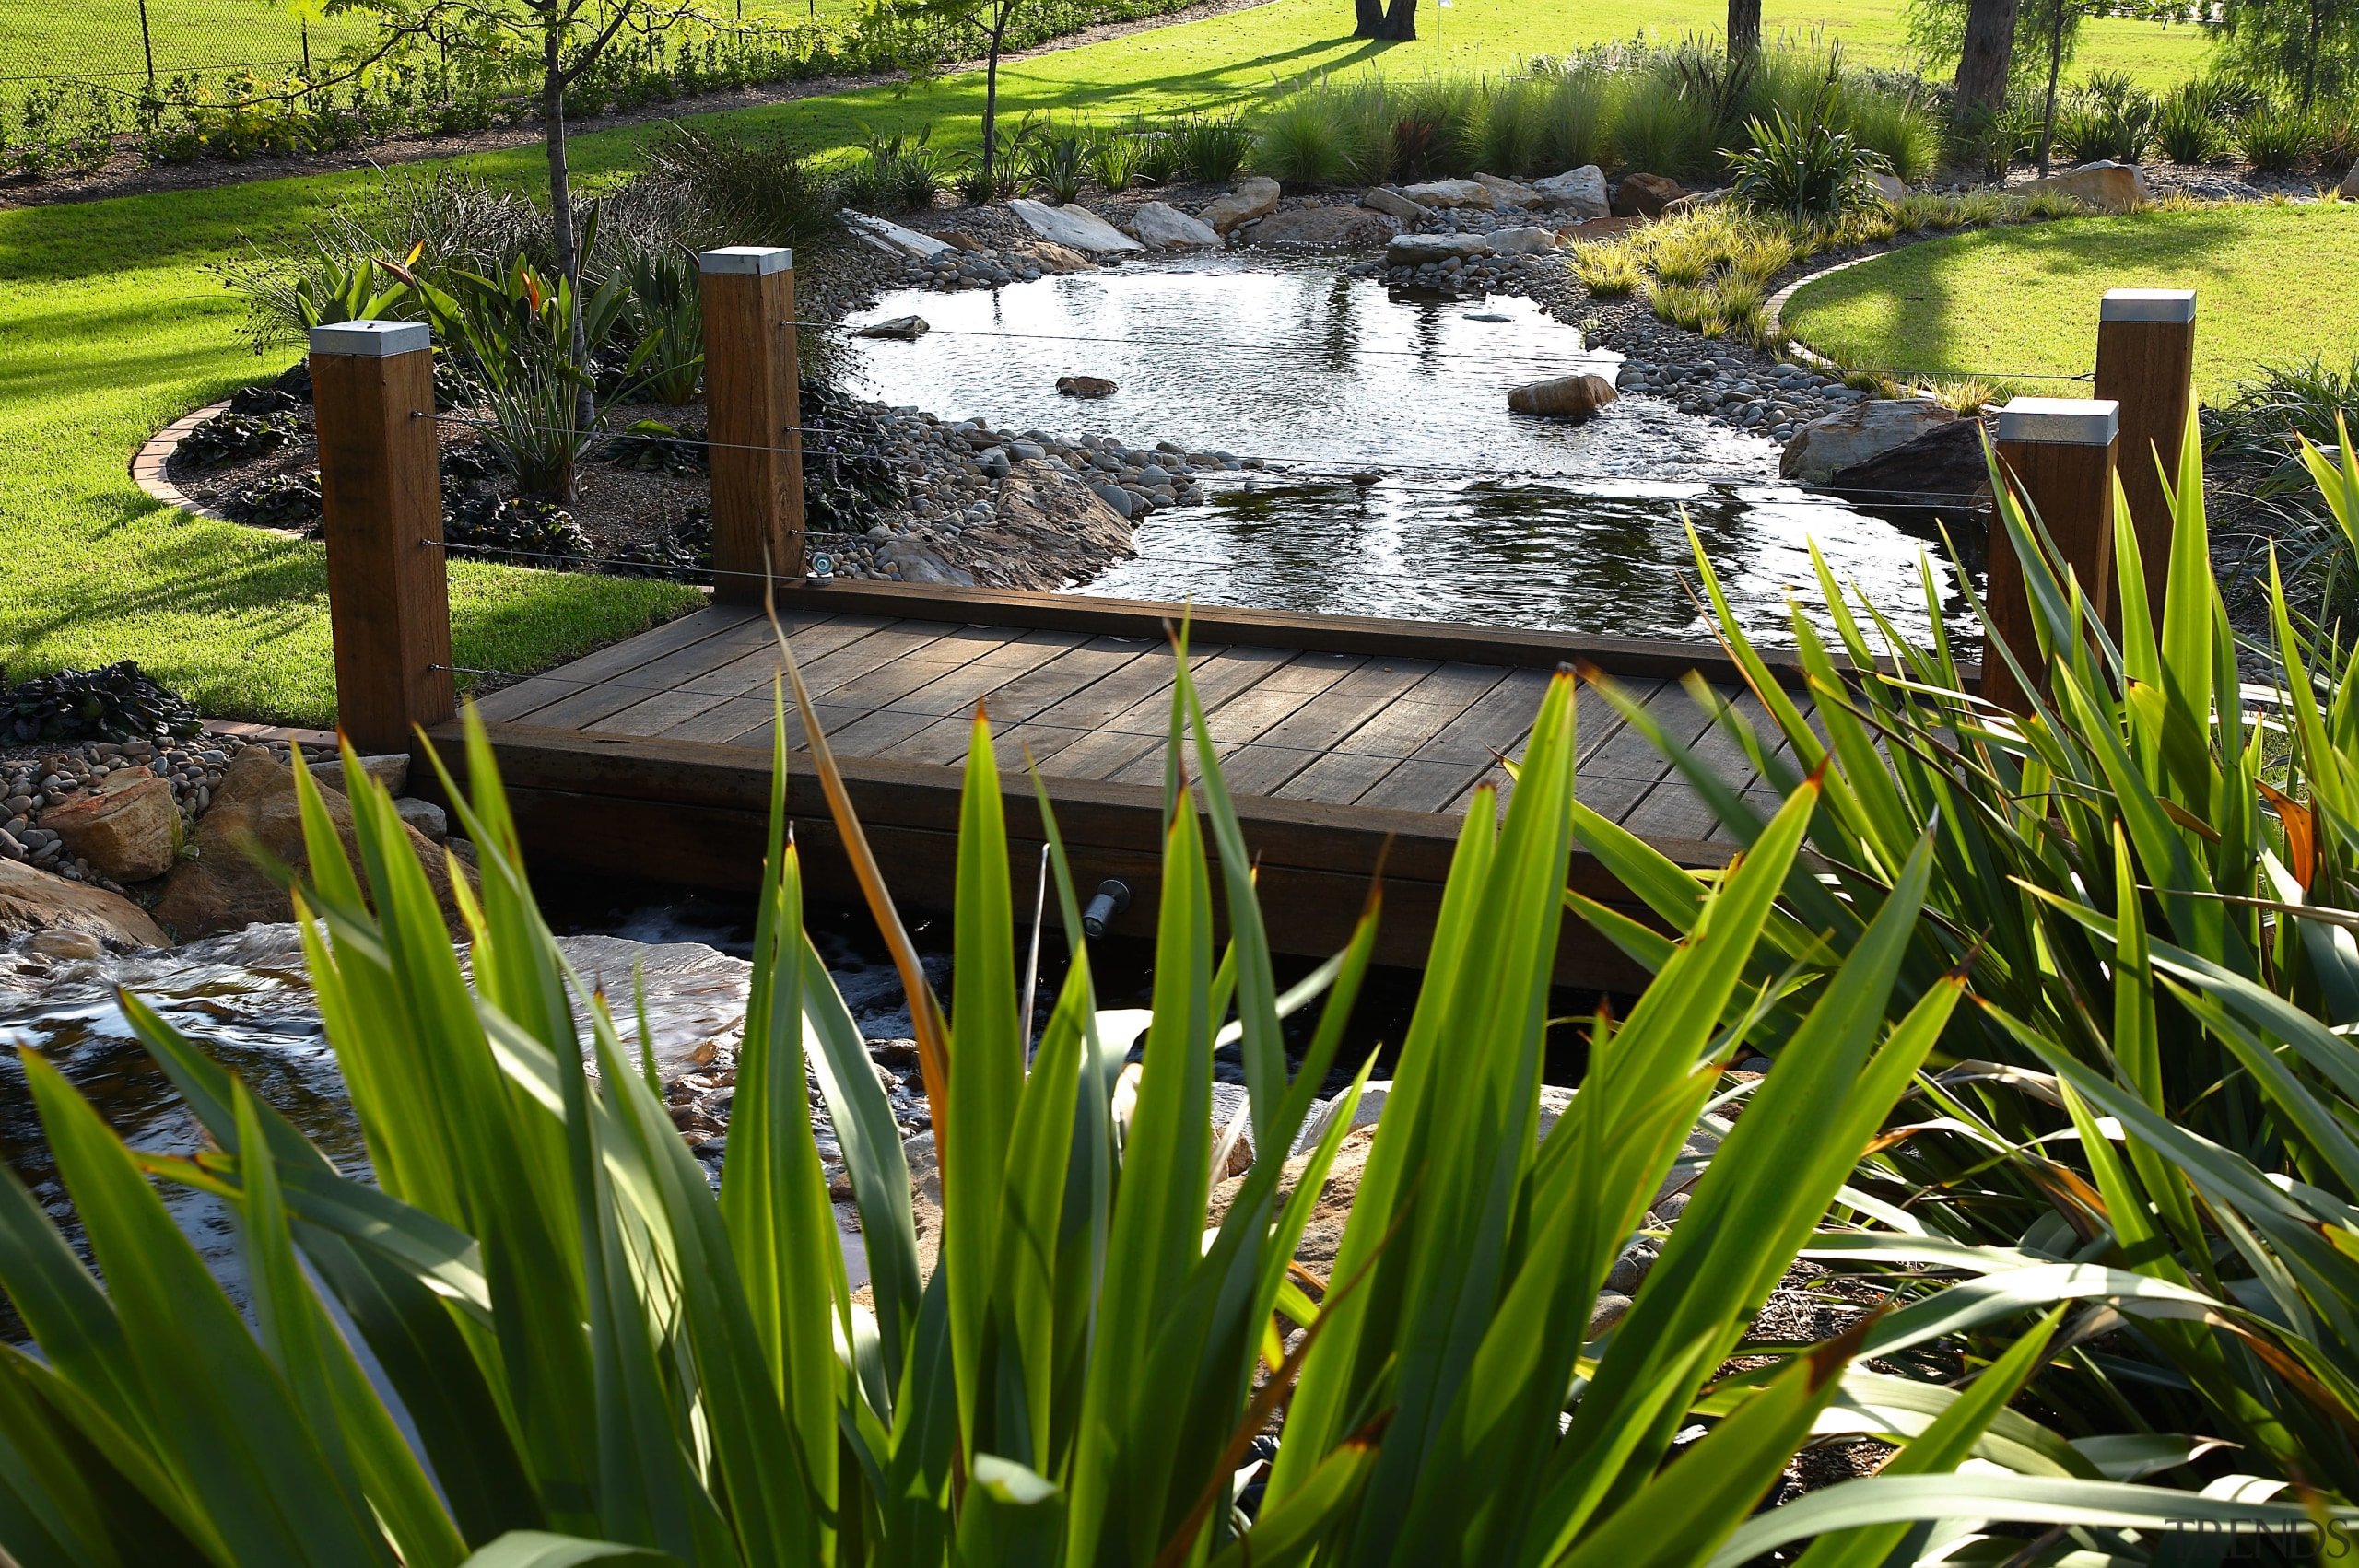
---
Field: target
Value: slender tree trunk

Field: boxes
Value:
[980,13,1008,193]
[543,33,589,499]
[1373,0,1415,41]
[1954,0,2021,123]
[1353,0,1383,36]
[1727,0,1762,57]
[2037,0,2064,176]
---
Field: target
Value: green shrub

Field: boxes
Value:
[1531,59,1618,173]
[1726,99,1894,223]
[1571,240,1646,294]
[1472,73,1549,177]
[1252,83,1365,186]
[2154,76,2229,164]
[1614,85,1718,179]
[1836,88,1942,182]
[1086,129,1141,192]
[1171,110,1252,182]
[1023,126,1092,204]
[634,123,837,249]
[2240,99,2318,171]
[1130,123,1181,184]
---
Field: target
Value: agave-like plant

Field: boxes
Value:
[1571,409,2359,1519]
[2,588,2353,1566]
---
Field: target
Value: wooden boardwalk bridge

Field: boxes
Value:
[428,581,1801,989]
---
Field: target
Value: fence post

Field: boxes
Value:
[309,320,454,755]
[2094,287,2197,637]
[698,246,804,601]
[1981,396,2121,714]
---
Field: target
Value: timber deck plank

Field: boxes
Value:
[434,589,1841,986]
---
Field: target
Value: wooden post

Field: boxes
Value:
[309,320,454,754]
[1982,396,2120,713]
[699,246,804,599]
[2094,287,2196,636]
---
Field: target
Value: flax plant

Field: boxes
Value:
[3,581,2356,1563]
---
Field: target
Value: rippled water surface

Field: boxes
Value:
[845,257,1974,648]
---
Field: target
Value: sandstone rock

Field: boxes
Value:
[1243,205,1398,248]
[1872,171,1908,203]
[1660,188,1731,217]
[1005,198,1144,255]
[1556,216,1646,240]
[854,315,931,340]
[1125,200,1220,248]
[1780,398,1959,483]
[0,857,169,948]
[1473,172,1545,208]
[935,459,1136,591]
[1361,186,1432,222]
[2344,160,2359,201]
[1198,175,1282,236]
[312,753,409,796]
[1400,177,1494,208]
[838,209,957,261]
[1826,415,1994,524]
[1056,375,1118,398]
[2020,159,2150,213]
[1485,225,1561,255]
[1611,171,1684,217]
[29,930,102,959]
[1508,373,1619,420]
[1532,164,1610,217]
[394,796,449,842]
[1386,230,1493,266]
[44,774,177,881]
[1588,1293,1634,1337]
[938,229,988,252]
[149,749,469,942]
[1023,241,1098,273]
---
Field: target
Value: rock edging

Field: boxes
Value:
[1762,252,1890,375]
[132,396,288,533]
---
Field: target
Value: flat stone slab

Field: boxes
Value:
[839,209,956,261]
[1008,198,1145,255]
[1387,231,1494,265]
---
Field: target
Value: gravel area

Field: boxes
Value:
[0,731,332,892]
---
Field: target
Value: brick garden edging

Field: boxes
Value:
[129,398,312,540]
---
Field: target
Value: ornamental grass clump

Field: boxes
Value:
[1578,409,2359,1503]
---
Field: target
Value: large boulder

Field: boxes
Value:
[1508,373,1619,420]
[0,857,169,948]
[1780,398,1959,483]
[1611,172,1685,217]
[1872,171,1909,204]
[1386,230,1493,266]
[1473,172,1545,209]
[1056,375,1117,398]
[1400,178,1495,209]
[1532,165,1610,218]
[1485,225,1562,255]
[839,209,957,262]
[2344,160,2359,201]
[1242,205,1398,249]
[1198,176,1281,236]
[935,458,1139,591]
[1125,201,1220,248]
[148,749,469,942]
[1022,241,1098,274]
[44,774,178,882]
[1005,198,1144,256]
[1826,416,1994,524]
[2020,160,2150,213]
[1361,186,1432,222]
[1660,189,1731,217]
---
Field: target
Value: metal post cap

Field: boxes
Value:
[698,246,794,275]
[2098,288,2196,323]
[1996,397,2120,446]
[308,320,431,357]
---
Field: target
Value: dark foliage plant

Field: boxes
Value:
[800,378,909,534]
[440,491,592,567]
[175,411,301,470]
[1726,99,1893,222]
[602,418,710,475]
[2,661,204,745]
[221,471,325,532]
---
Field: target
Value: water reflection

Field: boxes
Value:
[844,257,1977,649]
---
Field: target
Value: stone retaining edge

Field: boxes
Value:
[129,398,311,540]
[1764,253,1886,376]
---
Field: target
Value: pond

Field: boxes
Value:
[843,256,1976,649]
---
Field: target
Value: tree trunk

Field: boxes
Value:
[542,34,587,500]
[1727,0,1761,57]
[980,13,1008,193]
[2036,0,2064,177]
[1954,0,2021,122]
[1352,0,1383,38]
[2304,0,2324,108]
[1373,0,1415,40]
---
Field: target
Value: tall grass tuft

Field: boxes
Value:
[1252,79,1366,186]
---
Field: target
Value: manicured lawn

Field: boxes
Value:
[1778,204,2359,404]
[0,0,2213,727]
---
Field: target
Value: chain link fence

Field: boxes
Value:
[0,0,383,88]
